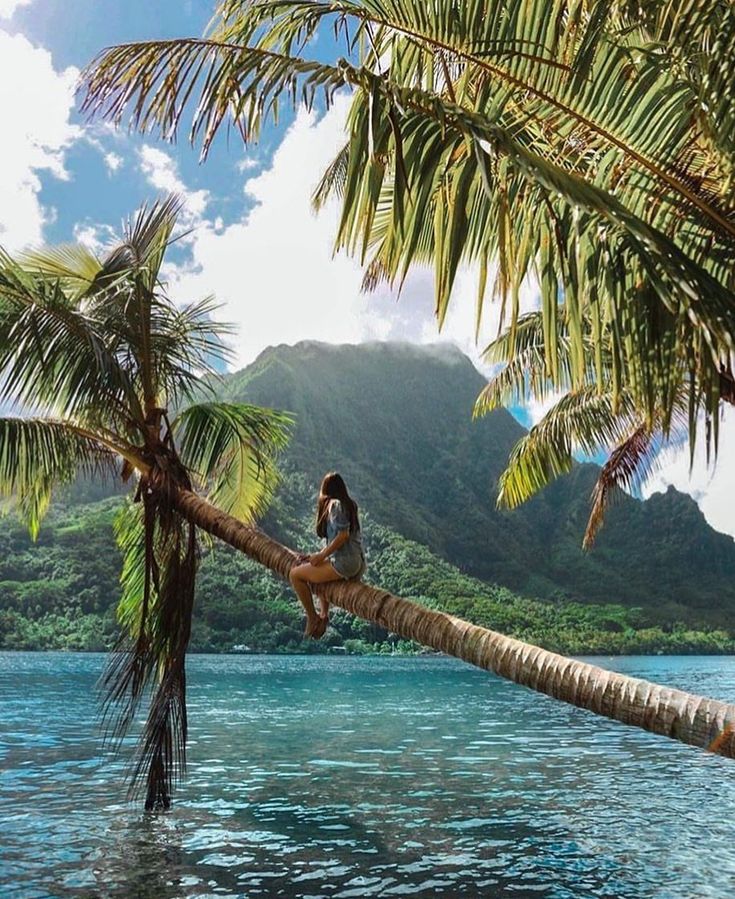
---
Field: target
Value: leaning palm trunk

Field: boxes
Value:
[173,487,735,761]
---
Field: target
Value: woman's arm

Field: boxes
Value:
[310,530,349,565]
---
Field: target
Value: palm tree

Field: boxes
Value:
[0,194,292,809]
[2,199,735,808]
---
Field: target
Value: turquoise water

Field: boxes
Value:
[2,653,735,898]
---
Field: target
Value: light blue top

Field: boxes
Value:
[325,499,365,578]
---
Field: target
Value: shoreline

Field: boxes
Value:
[3,647,735,658]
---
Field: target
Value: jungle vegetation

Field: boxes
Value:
[3,473,733,658]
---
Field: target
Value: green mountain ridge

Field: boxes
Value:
[226,340,735,617]
[1,339,733,655]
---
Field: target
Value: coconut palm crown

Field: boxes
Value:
[79,0,735,533]
[0,194,291,809]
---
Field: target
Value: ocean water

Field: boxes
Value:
[1,652,735,898]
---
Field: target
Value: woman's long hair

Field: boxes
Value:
[315,472,360,538]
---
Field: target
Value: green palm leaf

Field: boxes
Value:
[479,306,692,541]
[80,38,346,158]
[496,387,643,509]
[20,244,103,300]
[173,402,292,521]
[473,310,612,415]
[0,251,142,425]
[88,195,231,412]
[0,417,118,538]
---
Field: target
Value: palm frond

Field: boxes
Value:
[496,369,693,545]
[2,198,216,428]
[0,251,143,425]
[97,194,183,294]
[608,1,735,192]
[583,424,655,549]
[80,38,347,159]
[312,141,350,210]
[173,402,292,521]
[212,0,735,235]
[82,196,235,412]
[337,76,733,429]
[19,244,103,301]
[497,387,643,509]
[148,295,237,403]
[473,310,615,416]
[479,300,702,544]
[0,417,117,538]
[101,491,196,810]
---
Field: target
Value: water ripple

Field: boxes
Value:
[2,652,735,898]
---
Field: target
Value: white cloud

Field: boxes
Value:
[164,96,539,373]
[643,407,735,538]
[137,145,209,220]
[0,0,31,18]
[165,97,400,367]
[104,152,123,174]
[72,221,116,254]
[521,390,563,426]
[237,157,259,173]
[0,29,79,251]
[79,129,126,175]
[418,266,539,375]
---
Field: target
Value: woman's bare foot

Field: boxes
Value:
[304,614,320,639]
[316,592,330,619]
[312,616,329,639]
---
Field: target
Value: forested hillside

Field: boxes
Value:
[1,473,732,655]
[225,341,735,613]
[2,341,734,654]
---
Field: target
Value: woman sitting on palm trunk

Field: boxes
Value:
[290,472,367,639]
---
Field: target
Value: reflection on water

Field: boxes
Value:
[1,652,735,898]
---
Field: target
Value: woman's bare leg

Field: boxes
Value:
[289,568,319,634]
[289,560,342,637]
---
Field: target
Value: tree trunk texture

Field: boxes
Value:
[173,487,735,760]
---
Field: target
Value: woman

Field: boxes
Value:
[289,472,367,639]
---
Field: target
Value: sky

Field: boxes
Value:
[1,0,734,538]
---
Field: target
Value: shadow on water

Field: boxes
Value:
[54,807,616,899]
[59,813,189,899]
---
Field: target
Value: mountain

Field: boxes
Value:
[224,340,735,623]
[2,339,734,656]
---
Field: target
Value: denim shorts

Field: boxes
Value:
[330,551,367,580]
